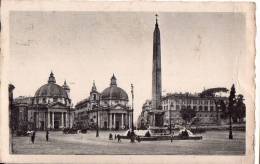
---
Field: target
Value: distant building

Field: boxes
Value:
[137,89,229,129]
[75,74,133,130]
[161,92,228,126]
[137,100,152,129]
[13,72,74,131]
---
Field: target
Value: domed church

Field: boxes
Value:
[75,74,133,130]
[28,72,74,130]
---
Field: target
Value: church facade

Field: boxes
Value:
[74,75,133,130]
[13,72,74,131]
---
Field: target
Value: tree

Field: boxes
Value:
[234,94,246,123]
[219,94,246,123]
[180,106,196,126]
[190,117,201,128]
[220,100,228,119]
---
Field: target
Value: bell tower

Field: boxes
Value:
[62,80,70,98]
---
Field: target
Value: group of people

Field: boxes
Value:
[28,130,49,144]
[109,133,121,142]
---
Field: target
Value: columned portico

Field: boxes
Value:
[121,113,124,129]
[109,113,112,129]
[48,112,50,128]
[66,112,68,128]
[113,113,116,129]
[129,113,131,129]
[61,112,64,128]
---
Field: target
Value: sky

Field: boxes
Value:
[8,12,246,122]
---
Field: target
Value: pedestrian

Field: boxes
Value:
[109,133,113,140]
[32,131,36,144]
[114,134,117,140]
[28,130,33,144]
[117,134,121,142]
[171,134,173,143]
[46,130,49,142]
[137,136,141,142]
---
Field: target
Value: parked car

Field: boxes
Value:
[63,128,78,134]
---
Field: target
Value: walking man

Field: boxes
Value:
[32,131,36,144]
[46,130,49,142]
[117,134,121,142]
[171,134,173,143]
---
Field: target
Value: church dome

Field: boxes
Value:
[101,74,128,101]
[34,72,69,98]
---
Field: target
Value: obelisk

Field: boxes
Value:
[151,14,164,127]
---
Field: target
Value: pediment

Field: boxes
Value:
[113,104,127,110]
[115,106,123,110]
[49,102,67,108]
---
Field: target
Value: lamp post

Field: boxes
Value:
[131,84,134,133]
[130,84,135,143]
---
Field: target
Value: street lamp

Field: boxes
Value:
[130,84,135,143]
[131,84,134,133]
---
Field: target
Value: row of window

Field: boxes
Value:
[168,113,217,118]
[162,99,215,105]
[164,105,216,112]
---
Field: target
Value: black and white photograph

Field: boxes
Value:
[0,1,256,164]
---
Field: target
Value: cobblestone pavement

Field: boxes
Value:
[12,130,245,155]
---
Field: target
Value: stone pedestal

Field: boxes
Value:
[149,110,165,127]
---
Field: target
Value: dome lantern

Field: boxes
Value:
[48,71,56,84]
[110,74,117,86]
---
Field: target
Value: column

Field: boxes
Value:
[66,112,68,128]
[52,112,54,129]
[64,112,66,127]
[48,112,50,129]
[153,114,156,126]
[113,113,116,129]
[121,113,124,129]
[109,113,112,129]
[98,112,101,129]
[61,112,64,128]
[129,113,131,129]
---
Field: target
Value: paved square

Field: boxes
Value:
[12,130,245,155]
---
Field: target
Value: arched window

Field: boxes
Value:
[199,106,203,111]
